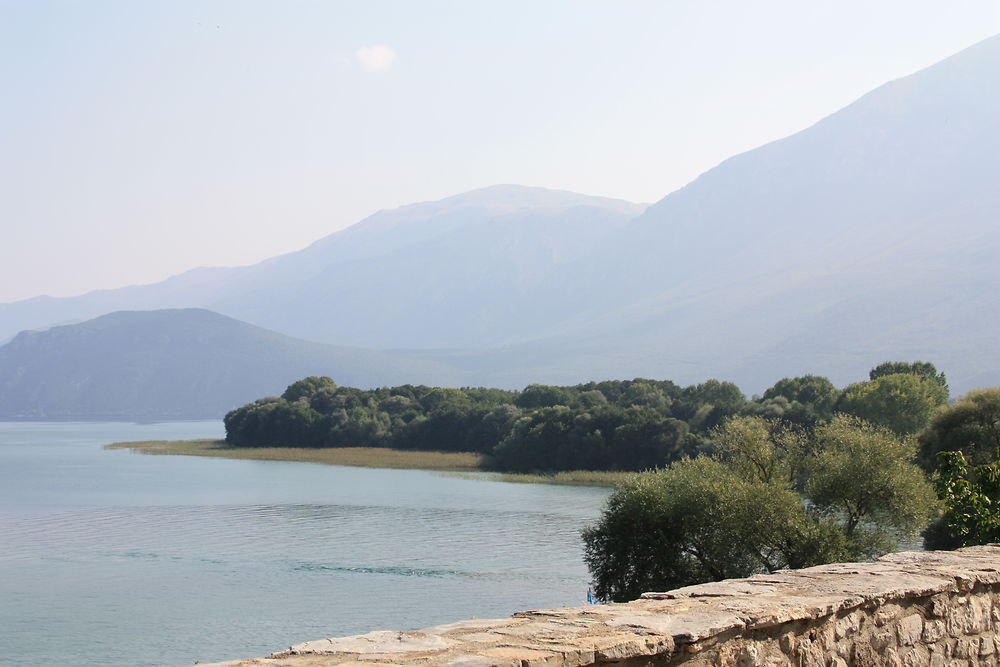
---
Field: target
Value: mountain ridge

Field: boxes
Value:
[0,308,464,419]
[1,35,998,403]
[0,185,645,346]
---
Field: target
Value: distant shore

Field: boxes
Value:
[104,439,627,487]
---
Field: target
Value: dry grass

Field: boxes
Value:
[443,470,631,487]
[105,439,484,471]
[105,439,627,487]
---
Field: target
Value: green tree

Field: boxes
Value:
[578,389,609,408]
[515,384,573,409]
[712,415,807,486]
[870,361,948,394]
[674,379,746,430]
[806,415,938,556]
[934,448,1000,547]
[837,372,948,436]
[581,457,844,602]
[620,382,671,411]
[918,388,1000,468]
[281,376,336,402]
[583,415,936,602]
[758,375,838,425]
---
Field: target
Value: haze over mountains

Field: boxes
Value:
[0,309,460,419]
[1,35,998,417]
[0,187,645,349]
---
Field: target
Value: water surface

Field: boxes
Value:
[0,422,610,667]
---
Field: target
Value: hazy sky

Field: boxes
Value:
[2,1,998,303]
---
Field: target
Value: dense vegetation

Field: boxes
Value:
[224,363,947,474]
[581,375,1000,601]
[935,448,1000,547]
[924,389,1000,547]
[582,415,937,601]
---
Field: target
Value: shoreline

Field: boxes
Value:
[105,439,628,487]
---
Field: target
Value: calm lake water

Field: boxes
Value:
[0,422,611,667]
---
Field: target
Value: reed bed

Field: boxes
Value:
[106,440,627,486]
[105,439,484,471]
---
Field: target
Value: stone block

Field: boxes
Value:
[896,614,923,646]
[925,620,947,643]
[288,631,452,656]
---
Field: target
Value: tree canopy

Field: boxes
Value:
[757,375,839,425]
[806,415,938,557]
[869,361,948,393]
[837,372,948,436]
[224,361,957,478]
[918,388,1000,468]
[581,456,842,602]
[934,448,1000,547]
[920,388,1000,548]
[582,415,937,602]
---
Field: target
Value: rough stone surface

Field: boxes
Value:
[185,545,1000,667]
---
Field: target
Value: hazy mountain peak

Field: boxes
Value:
[269,184,646,289]
[322,184,644,243]
[418,183,646,213]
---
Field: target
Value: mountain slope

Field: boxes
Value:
[0,309,463,419]
[475,33,1000,393]
[0,186,645,347]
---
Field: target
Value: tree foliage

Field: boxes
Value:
[805,415,938,556]
[837,372,948,436]
[225,364,958,480]
[281,376,337,402]
[756,375,839,426]
[934,448,1000,547]
[583,415,936,602]
[227,377,707,472]
[918,388,1000,468]
[582,456,844,602]
[870,361,948,393]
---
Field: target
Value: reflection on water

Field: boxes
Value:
[0,422,610,667]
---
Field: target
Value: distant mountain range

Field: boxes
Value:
[1,34,998,418]
[0,187,645,349]
[0,309,460,419]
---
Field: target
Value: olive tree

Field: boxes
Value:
[583,415,937,602]
[581,456,844,602]
[838,373,948,436]
[806,415,938,557]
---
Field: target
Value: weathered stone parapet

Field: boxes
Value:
[192,545,1000,667]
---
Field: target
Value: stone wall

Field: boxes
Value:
[197,545,1000,667]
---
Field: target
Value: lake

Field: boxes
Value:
[0,421,611,667]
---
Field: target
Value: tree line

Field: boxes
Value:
[225,362,954,473]
[583,372,1000,601]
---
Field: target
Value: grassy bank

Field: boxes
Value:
[443,470,632,487]
[105,439,484,471]
[105,439,625,486]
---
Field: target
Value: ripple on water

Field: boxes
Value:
[0,422,611,667]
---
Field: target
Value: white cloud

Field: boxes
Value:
[356,44,397,72]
